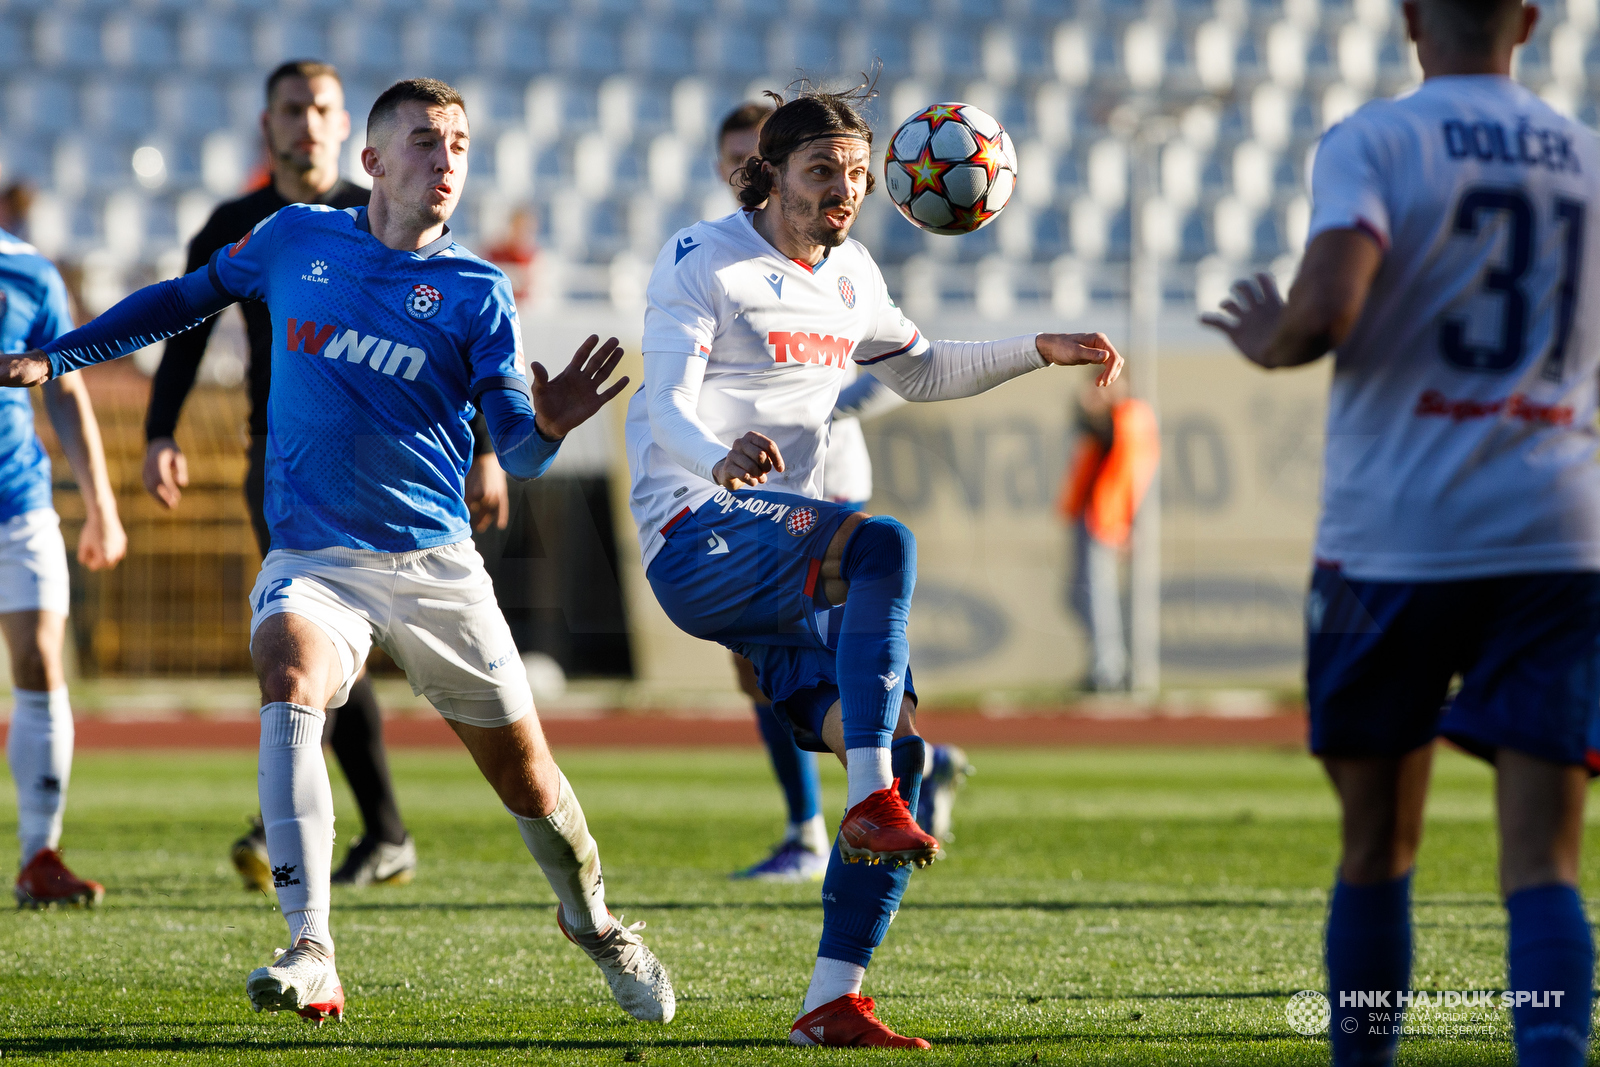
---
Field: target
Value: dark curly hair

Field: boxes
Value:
[732,76,878,209]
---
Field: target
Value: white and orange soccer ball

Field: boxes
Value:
[883,103,1018,235]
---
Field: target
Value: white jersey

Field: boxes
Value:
[1308,75,1600,580]
[628,209,924,566]
[822,365,873,505]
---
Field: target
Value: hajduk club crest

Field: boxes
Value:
[405,283,443,321]
[838,276,856,309]
[786,506,819,537]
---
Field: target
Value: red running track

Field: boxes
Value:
[0,712,1309,749]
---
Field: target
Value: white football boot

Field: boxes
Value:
[245,940,345,1024]
[557,909,676,1023]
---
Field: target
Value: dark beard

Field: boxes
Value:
[781,193,851,248]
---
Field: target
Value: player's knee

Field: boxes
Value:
[841,515,917,588]
[8,643,51,691]
[255,661,327,707]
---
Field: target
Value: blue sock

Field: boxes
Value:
[817,736,926,966]
[752,701,820,826]
[1326,873,1411,1067]
[835,517,916,752]
[1507,883,1593,1066]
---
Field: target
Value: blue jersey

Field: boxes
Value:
[208,205,529,552]
[0,231,72,522]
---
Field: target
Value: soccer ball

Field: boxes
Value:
[883,103,1018,235]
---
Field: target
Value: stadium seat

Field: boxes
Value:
[1086,138,1128,209]
[156,76,226,136]
[329,14,401,76]
[1550,22,1590,88]
[647,133,691,204]
[1265,22,1307,88]
[402,16,474,78]
[1015,141,1057,208]
[1053,23,1093,87]
[1125,20,1166,90]
[1231,140,1275,210]
[1194,19,1236,91]
[33,13,104,71]
[179,12,250,73]
[982,24,1022,86]
[252,14,328,72]
[1337,21,1379,90]
[1070,195,1109,260]
[1212,195,1255,260]
[82,78,157,138]
[1160,140,1202,210]
[478,19,548,76]
[102,13,178,72]
[1032,81,1075,149]
[625,20,695,77]
[1250,83,1293,149]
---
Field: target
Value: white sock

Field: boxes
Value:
[803,956,867,1013]
[259,702,335,953]
[6,688,73,866]
[513,771,611,936]
[845,747,893,809]
[790,814,829,854]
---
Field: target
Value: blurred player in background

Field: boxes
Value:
[1056,375,1158,693]
[143,60,511,893]
[3,78,672,1026]
[0,196,126,906]
[1205,1,1600,1062]
[713,104,970,882]
[634,82,1121,1048]
[484,206,540,305]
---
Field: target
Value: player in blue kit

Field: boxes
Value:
[0,79,673,1026]
[0,223,126,908]
[1205,1,1600,1063]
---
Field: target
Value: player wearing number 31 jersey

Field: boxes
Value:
[1205,2,1600,1064]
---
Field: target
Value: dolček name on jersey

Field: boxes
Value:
[1442,119,1581,173]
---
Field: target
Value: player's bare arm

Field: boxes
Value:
[0,351,52,389]
[1201,229,1383,369]
[530,334,630,441]
[1036,332,1125,386]
[42,371,126,571]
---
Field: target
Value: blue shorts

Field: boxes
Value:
[648,488,914,753]
[1306,566,1600,768]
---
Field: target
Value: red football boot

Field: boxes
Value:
[14,848,105,908]
[838,781,940,867]
[789,993,932,1049]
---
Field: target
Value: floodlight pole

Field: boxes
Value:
[1122,110,1173,699]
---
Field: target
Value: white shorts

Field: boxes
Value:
[0,508,70,617]
[248,540,532,729]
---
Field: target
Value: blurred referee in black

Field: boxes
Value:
[141,60,510,890]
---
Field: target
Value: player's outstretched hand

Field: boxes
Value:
[466,450,510,532]
[530,335,630,440]
[713,432,785,491]
[1037,333,1124,387]
[1200,273,1283,366]
[0,350,52,389]
[143,437,189,510]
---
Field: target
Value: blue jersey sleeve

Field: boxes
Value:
[465,275,529,400]
[43,268,234,376]
[480,388,561,480]
[26,267,75,348]
[207,207,288,302]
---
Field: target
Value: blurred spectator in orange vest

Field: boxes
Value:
[1057,376,1160,691]
[485,206,540,305]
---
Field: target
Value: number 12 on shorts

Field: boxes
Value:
[255,578,291,612]
[1440,186,1585,382]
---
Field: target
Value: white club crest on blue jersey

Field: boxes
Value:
[405,283,443,321]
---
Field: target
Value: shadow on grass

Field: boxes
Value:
[0,1030,1315,1056]
[109,896,1334,914]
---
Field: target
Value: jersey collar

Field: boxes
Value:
[351,206,455,259]
[738,209,831,275]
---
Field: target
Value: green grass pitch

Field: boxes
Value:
[0,743,1592,1064]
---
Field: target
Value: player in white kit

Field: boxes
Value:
[1204,1,1599,1062]
[634,83,1122,1047]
